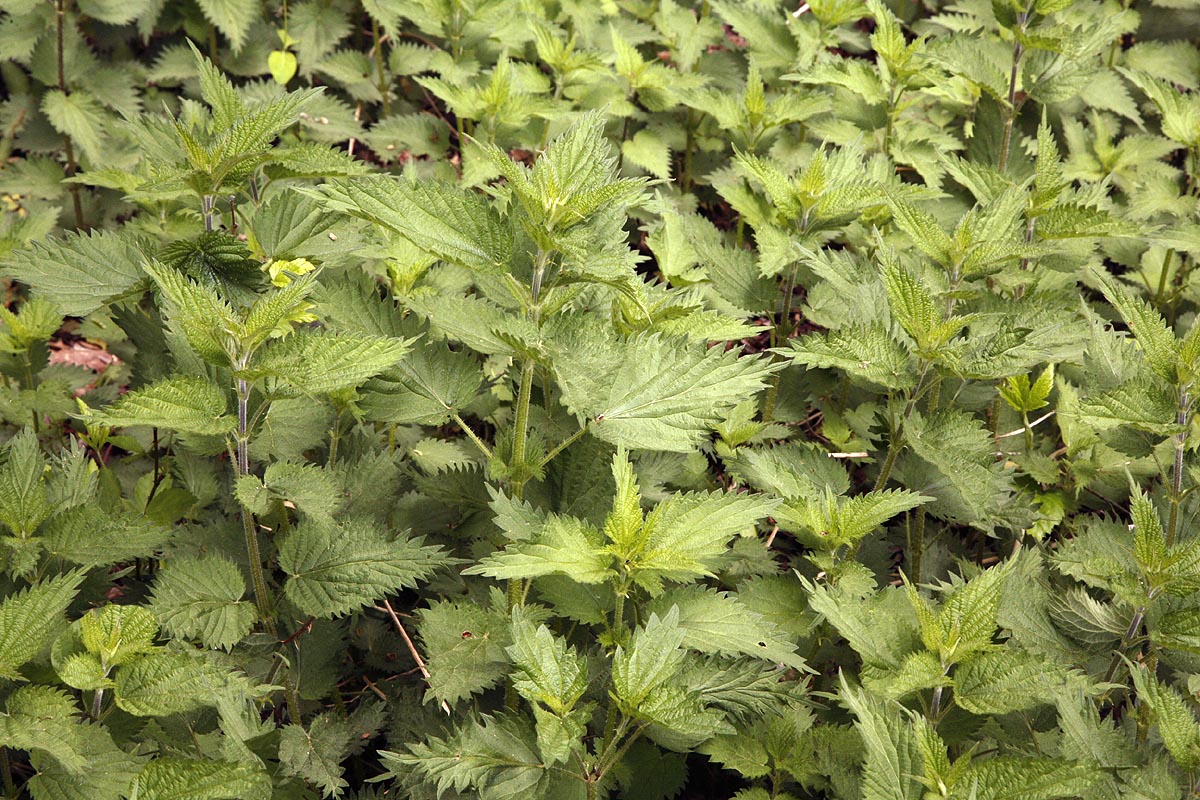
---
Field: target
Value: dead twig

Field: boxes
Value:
[379,598,451,714]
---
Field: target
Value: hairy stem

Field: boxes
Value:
[763,264,801,421]
[452,412,493,460]
[1103,605,1147,685]
[998,3,1033,173]
[371,17,390,117]
[236,378,274,631]
[1,745,15,798]
[55,0,84,229]
[1167,392,1190,548]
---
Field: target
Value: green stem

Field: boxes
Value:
[55,0,84,229]
[1155,249,1176,309]
[538,425,587,469]
[874,440,901,491]
[998,2,1033,173]
[452,412,493,460]
[763,264,800,421]
[21,352,39,434]
[1167,392,1189,548]
[1103,604,1147,685]
[236,378,274,632]
[371,16,390,117]
[1023,411,1034,454]
[511,358,535,498]
[2,745,15,798]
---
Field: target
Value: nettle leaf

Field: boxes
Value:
[841,681,924,800]
[1,229,147,317]
[0,571,86,680]
[80,605,158,666]
[279,519,449,618]
[145,260,241,365]
[623,489,778,588]
[958,757,1102,800]
[279,708,383,799]
[382,715,549,799]
[787,323,916,390]
[129,757,271,800]
[0,685,87,773]
[360,343,483,425]
[316,177,512,273]
[26,719,143,800]
[646,586,806,670]
[114,652,259,717]
[86,376,235,436]
[467,515,614,585]
[0,430,52,539]
[149,557,256,651]
[1099,277,1179,382]
[248,330,412,396]
[778,488,931,550]
[1130,664,1200,768]
[419,600,512,705]
[612,607,687,709]
[556,335,776,452]
[954,650,1077,715]
[506,610,588,715]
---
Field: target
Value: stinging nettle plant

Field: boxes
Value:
[1,0,1200,799]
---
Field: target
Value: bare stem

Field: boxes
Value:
[1167,392,1190,548]
[236,379,274,631]
[55,0,84,228]
[1103,605,1147,685]
[998,3,1033,173]
[1,745,15,798]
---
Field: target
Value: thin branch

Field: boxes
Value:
[380,598,451,714]
[996,410,1056,439]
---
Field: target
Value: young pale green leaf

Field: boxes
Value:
[507,610,588,715]
[623,489,777,589]
[279,519,449,618]
[603,449,645,557]
[80,605,158,666]
[467,515,615,585]
[86,376,235,436]
[149,557,256,651]
[1000,365,1055,413]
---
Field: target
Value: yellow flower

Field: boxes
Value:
[264,257,317,287]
